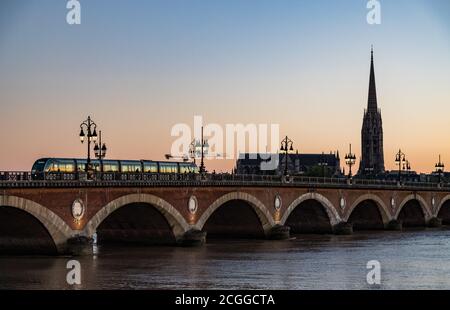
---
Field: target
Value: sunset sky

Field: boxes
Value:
[1,0,449,173]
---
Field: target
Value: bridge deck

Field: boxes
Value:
[0,172,448,192]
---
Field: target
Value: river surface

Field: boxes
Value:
[1,229,450,290]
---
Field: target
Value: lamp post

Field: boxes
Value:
[435,155,445,183]
[404,160,411,173]
[197,126,209,174]
[280,136,294,176]
[189,139,196,165]
[79,116,98,173]
[395,149,406,183]
[93,130,107,172]
[318,152,329,178]
[345,144,357,179]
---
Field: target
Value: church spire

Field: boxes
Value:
[359,45,385,176]
[367,46,378,113]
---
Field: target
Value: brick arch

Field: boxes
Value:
[436,195,450,217]
[195,192,275,235]
[84,193,190,240]
[395,194,431,220]
[280,192,341,226]
[345,194,391,224]
[0,195,73,252]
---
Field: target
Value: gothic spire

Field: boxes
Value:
[367,46,378,113]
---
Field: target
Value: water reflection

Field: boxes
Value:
[1,229,450,289]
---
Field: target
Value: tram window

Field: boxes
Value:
[143,163,158,173]
[121,163,141,173]
[179,165,189,173]
[49,162,59,172]
[65,163,75,172]
[48,162,74,172]
[160,163,177,173]
[103,163,119,172]
[32,160,46,173]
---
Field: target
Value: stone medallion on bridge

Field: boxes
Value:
[274,194,282,211]
[339,197,346,210]
[390,196,396,210]
[71,199,85,222]
[188,195,198,214]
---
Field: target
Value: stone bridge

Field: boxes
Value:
[2,176,450,254]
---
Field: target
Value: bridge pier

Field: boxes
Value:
[64,235,94,256]
[178,229,207,246]
[386,220,402,231]
[428,217,442,228]
[332,222,353,235]
[267,225,291,240]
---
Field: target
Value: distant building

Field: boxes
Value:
[358,47,385,176]
[235,152,342,177]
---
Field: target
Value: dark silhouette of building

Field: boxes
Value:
[235,152,341,177]
[358,47,385,176]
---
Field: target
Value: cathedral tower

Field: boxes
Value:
[358,47,385,175]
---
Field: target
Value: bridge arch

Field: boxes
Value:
[280,192,341,226]
[84,193,190,241]
[395,194,431,221]
[0,195,73,253]
[345,194,391,225]
[195,192,274,235]
[436,195,450,218]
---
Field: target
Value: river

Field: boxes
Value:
[1,229,450,289]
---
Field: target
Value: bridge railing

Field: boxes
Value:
[0,171,33,181]
[1,171,450,190]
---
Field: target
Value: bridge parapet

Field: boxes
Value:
[1,172,449,192]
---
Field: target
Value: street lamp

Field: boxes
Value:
[94,130,107,172]
[198,126,209,174]
[188,139,197,164]
[345,144,357,179]
[280,136,294,176]
[318,152,329,178]
[404,160,411,173]
[395,149,407,183]
[79,116,98,173]
[435,155,445,183]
